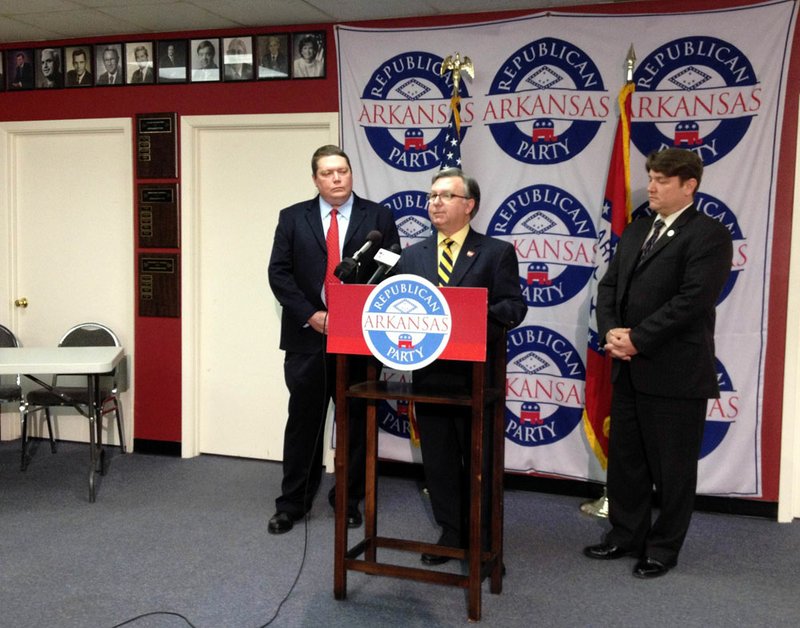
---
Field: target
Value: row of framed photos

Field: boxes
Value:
[1,32,325,91]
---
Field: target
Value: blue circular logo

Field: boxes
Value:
[631,37,759,165]
[382,190,431,248]
[487,38,607,165]
[487,184,597,307]
[701,358,737,459]
[360,51,471,172]
[362,274,452,370]
[505,325,586,447]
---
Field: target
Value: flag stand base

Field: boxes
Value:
[580,488,609,518]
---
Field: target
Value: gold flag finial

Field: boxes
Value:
[625,44,636,84]
[440,53,474,98]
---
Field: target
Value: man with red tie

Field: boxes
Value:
[267,145,399,534]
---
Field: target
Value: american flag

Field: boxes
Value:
[440,93,462,169]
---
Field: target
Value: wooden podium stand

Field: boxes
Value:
[327,282,506,621]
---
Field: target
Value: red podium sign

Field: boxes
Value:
[327,282,488,363]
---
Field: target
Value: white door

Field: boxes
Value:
[181,113,339,460]
[0,119,134,447]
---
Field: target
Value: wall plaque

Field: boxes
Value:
[136,112,177,179]
[138,183,179,248]
[139,253,180,317]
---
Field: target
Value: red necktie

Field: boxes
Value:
[325,208,340,300]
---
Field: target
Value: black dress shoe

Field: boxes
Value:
[421,552,451,566]
[268,511,296,535]
[583,543,633,560]
[421,533,460,565]
[328,491,363,528]
[346,505,362,528]
[633,556,674,579]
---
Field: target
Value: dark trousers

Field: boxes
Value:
[415,362,493,547]
[606,363,707,564]
[275,349,365,517]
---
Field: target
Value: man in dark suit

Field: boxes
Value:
[66,48,92,86]
[97,46,122,85]
[267,145,400,534]
[584,148,732,578]
[10,52,34,89]
[37,48,62,89]
[395,167,526,564]
[259,36,289,77]
[129,46,154,84]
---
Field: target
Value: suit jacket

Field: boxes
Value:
[395,227,527,341]
[12,62,34,88]
[268,193,400,353]
[260,53,288,74]
[596,206,732,399]
[131,67,154,83]
[97,71,122,85]
[66,70,93,86]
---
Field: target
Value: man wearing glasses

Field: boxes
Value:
[394,167,526,565]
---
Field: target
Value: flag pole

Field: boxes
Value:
[580,44,636,519]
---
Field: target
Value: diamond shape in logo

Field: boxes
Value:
[527,66,562,89]
[522,211,557,234]
[513,351,549,375]
[392,298,423,314]
[397,79,431,101]
[398,215,429,238]
[669,66,712,91]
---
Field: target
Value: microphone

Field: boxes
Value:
[367,243,402,284]
[334,230,382,280]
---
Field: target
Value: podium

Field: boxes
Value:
[327,282,506,621]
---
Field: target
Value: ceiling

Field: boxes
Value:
[0,0,644,45]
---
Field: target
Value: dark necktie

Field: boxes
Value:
[639,218,665,260]
[324,208,340,300]
[438,238,454,286]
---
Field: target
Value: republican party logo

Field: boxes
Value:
[382,190,431,248]
[633,191,744,303]
[487,184,597,307]
[486,38,608,165]
[362,274,452,370]
[359,52,472,172]
[701,358,738,458]
[505,325,586,446]
[631,37,760,165]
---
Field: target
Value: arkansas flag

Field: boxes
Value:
[582,81,634,470]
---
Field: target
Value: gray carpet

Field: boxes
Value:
[1,440,798,628]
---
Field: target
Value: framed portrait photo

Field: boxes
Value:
[222,36,254,81]
[255,34,289,80]
[64,45,94,87]
[95,43,125,86]
[291,32,325,79]
[35,47,64,89]
[7,48,35,90]
[157,40,188,83]
[190,38,220,83]
[126,42,155,85]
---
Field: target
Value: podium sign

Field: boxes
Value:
[327,282,488,364]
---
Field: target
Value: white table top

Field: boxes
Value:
[0,346,123,375]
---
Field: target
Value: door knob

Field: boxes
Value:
[14,297,28,308]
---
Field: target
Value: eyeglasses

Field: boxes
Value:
[426,192,469,203]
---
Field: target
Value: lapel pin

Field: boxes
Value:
[467,250,475,257]
[667,229,675,237]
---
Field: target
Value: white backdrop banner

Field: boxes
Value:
[336,0,797,496]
